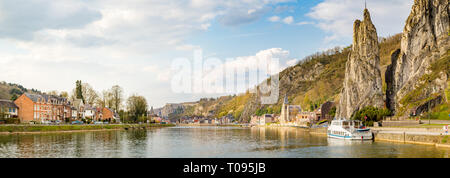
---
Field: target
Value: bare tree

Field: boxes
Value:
[69,89,78,102]
[111,85,124,112]
[47,90,59,96]
[82,83,99,106]
[59,91,69,98]
[97,89,114,108]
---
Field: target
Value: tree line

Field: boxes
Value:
[39,80,149,123]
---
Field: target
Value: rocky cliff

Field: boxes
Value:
[163,33,402,122]
[386,0,449,116]
[336,9,384,119]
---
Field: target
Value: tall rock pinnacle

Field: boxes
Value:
[336,8,384,119]
[386,0,449,116]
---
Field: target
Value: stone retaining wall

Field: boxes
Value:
[372,127,444,133]
[374,132,450,148]
[381,120,421,127]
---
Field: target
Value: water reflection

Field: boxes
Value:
[0,127,449,158]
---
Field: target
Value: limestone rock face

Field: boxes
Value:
[336,9,384,119]
[386,0,449,115]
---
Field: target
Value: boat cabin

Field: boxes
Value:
[331,119,364,129]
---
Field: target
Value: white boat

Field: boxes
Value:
[327,119,373,140]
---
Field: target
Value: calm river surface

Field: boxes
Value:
[0,126,449,158]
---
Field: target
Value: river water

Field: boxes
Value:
[0,126,449,158]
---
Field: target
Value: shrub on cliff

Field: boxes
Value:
[352,106,391,126]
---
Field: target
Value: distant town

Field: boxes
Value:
[0,90,333,128]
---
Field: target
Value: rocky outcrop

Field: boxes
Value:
[336,9,384,119]
[386,0,449,116]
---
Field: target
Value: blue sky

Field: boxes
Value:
[0,0,414,108]
[187,0,322,58]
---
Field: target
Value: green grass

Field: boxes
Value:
[0,124,174,133]
[418,103,450,120]
[432,103,450,120]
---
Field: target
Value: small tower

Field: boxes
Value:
[283,94,289,104]
[280,94,290,124]
[150,106,154,115]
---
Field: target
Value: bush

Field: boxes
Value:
[0,118,20,124]
[352,106,391,126]
[328,106,337,118]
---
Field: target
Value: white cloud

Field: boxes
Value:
[198,48,296,94]
[0,0,298,107]
[268,16,281,22]
[0,0,101,40]
[175,44,201,51]
[282,16,294,24]
[307,0,414,43]
[200,23,211,30]
[286,58,299,66]
[232,48,292,74]
[296,21,313,25]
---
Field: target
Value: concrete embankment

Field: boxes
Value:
[373,129,450,148]
[298,126,450,148]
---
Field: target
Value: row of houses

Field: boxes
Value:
[0,93,119,123]
[178,116,234,125]
[250,95,335,127]
[250,110,323,127]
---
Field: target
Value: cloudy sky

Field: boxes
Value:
[0,0,414,107]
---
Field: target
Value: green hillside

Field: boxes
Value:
[211,34,403,122]
[0,81,41,101]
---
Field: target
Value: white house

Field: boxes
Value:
[251,114,275,126]
[0,99,18,118]
[84,104,95,119]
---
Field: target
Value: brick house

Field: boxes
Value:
[102,107,113,121]
[14,93,72,123]
[101,107,120,123]
[95,107,103,121]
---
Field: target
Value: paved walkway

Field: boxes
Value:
[426,120,450,124]
[375,130,448,136]
[372,126,449,135]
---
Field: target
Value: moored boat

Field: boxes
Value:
[327,118,373,140]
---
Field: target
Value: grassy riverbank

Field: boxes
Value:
[0,124,175,133]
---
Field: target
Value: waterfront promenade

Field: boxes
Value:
[371,125,450,148]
